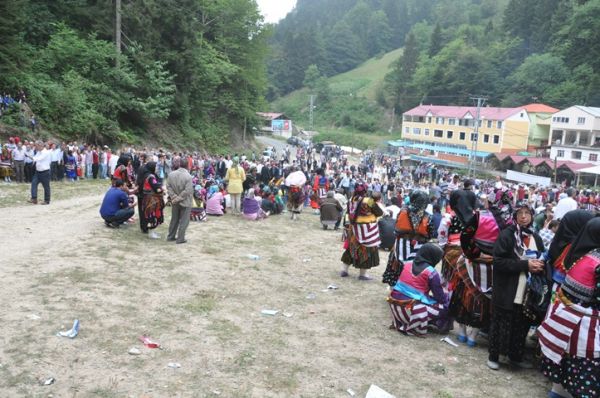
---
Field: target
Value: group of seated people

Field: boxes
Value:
[189,176,285,221]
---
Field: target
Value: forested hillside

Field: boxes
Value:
[269,0,600,133]
[0,0,269,151]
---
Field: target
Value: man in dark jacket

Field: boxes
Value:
[487,202,546,371]
[320,191,343,230]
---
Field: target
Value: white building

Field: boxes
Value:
[549,105,600,164]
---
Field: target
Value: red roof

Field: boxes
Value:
[526,158,551,167]
[520,103,559,113]
[404,105,523,121]
[557,161,595,171]
[490,154,591,171]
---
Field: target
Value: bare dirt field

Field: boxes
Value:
[0,180,549,397]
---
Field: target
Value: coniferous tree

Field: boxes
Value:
[428,23,443,57]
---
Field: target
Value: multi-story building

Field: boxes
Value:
[397,105,531,163]
[521,103,559,154]
[548,106,600,165]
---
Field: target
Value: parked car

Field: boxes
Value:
[262,149,273,161]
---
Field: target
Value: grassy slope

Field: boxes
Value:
[271,48,403,149]
[328,48,402,100]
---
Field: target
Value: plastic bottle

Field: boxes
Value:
[247,254,260,260]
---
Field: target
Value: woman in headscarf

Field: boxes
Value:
[242,188,268,221]
[387,243,450,336]
[382,190,433,286]
[137,161,164,233]
[547,209,595,290]
[487,202,546,370]
[112,154,133,188]
[340,182,384,280]
[448,188,500,347]
[284,167,307,221]
[225,156,245,215]
[205,184,225,216]
[65,150,77,182]
[538,217,600,398]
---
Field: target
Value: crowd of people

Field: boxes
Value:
[3,133,600,397]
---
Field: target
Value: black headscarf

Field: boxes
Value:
[136,161,157,188]
[450,189,477,228]
[412,243,444,274]
[563,217,600,270]
[117,154,132,168]
[548,209,594,263]
[409,190,429,213]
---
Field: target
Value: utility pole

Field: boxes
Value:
[115,0,122,68]
[469,96,486,177]
[309,95,315,130]
[243,117,247,143]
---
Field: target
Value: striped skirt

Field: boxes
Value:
[538,293,600,365]
[448,255,493,329]
[388,296,445,336]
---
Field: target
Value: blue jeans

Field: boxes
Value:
[31,170,51,203]
[102,208,134,224]
[99,164,107,179]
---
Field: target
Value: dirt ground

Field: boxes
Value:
[0,180,550,397]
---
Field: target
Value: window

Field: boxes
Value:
[589,153,598,162]
[572,151,582,160]
[493,135,500,144]
[497,121,503,129]
[459,119,473,127]
[413,127,421,135]
[404,127,409,134]
[434,129,444,138]
[447,130,453,139]
[416,116,425,123]
[427,117,432,123]
[577,117,585,124]
[404,115,412,122]
[436,117,445,124]
[424,129,430,136]
[557,150,565,157]
[483,134,490,143]
[448,118,456,125]
[459,132,466,140]
[487,120,492,128]
[470,133,478,142]
[553,117,570,123]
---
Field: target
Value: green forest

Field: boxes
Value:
[269,0,600,135]
[0,0,269,151]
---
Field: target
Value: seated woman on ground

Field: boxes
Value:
[387,243,451,336]
[243,188,268,220]
[205,184,225,216]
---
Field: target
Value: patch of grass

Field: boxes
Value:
[0,179,107,208]
[435,391,454,398]
[208,318,242,343]
[233,350,256,370]
[181,290,218,314]
[89,376,121,397]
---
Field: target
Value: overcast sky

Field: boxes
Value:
[256,0,297,24]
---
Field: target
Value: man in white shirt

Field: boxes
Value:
[385,197,402,219]
[11,142,26,183]
[29,141,52,204]
[24,143,35,182]
[553,188,579,220]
